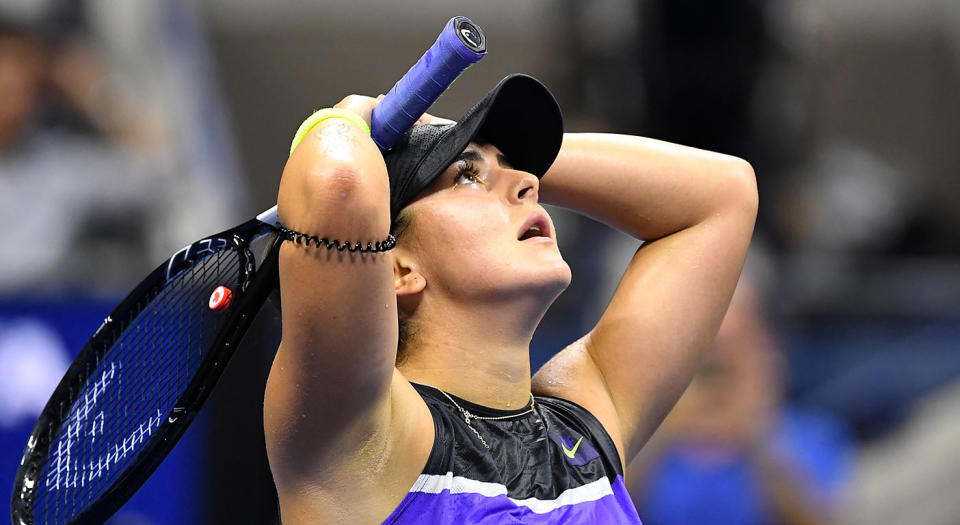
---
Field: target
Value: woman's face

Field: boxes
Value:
[397,141,571,307]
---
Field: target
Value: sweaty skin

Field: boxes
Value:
[264,95,757,523]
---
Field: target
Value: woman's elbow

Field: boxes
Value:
[721,158,759,220]
[280,121,388,208]
[278,155,389,233]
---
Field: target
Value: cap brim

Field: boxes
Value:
[398,74,563,209]
[445,73,563,177]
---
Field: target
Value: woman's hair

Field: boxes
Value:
[391,209,416,365]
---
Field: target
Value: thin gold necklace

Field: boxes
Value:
[415,383,535,449]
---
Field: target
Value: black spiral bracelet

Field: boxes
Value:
[279,226,396,253]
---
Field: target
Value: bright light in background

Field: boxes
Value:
[0,319,70,429]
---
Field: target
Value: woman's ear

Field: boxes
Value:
[394,253,426,296]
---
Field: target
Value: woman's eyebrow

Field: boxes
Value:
[455,150,484,164]
[455,149,514,169]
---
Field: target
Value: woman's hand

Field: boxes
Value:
[333,94,380,128]
[414,110,455,126]
[334,94,454,134]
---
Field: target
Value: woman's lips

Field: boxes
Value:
[517,210,551,241]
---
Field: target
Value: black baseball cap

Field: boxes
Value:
[384,73,563,222]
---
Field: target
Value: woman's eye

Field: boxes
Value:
[453,161,484,186]
[455,171,480,185]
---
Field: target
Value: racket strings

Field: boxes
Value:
[53,254,234,520]
[42,271,199,520]
[30,247,244,524]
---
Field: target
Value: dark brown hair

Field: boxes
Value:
[391,210,417,365]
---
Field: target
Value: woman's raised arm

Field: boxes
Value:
[264,96,426,492]
[532,133,758,465]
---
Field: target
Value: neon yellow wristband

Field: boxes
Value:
[289,107,372,156]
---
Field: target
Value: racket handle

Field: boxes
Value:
[370,16,486,152]
[258,17,485,229]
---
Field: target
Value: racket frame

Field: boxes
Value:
[11,220,280,525]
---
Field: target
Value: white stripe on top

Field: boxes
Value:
[408,473,615,514]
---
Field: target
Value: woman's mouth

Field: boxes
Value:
[518,211,552,242]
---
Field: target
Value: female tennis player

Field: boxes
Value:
[264,74,757,524]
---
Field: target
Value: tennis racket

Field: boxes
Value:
[11,16,486,525]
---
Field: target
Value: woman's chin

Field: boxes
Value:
[521,260,572,298]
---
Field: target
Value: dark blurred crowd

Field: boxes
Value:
[627,270,851,525]
[1,9,154,293]
[1,0,959,524]
[544,1,960,523]
[0,1,243,522]
[0,0,243,296]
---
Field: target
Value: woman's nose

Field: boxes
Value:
[509,171,540,204]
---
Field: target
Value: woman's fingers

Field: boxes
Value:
[333,94,380,128]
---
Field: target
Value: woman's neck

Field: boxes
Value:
[396,299,542,409]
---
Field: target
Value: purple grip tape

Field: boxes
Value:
[370,16,486,152]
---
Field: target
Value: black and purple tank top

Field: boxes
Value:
[384,383,643,524]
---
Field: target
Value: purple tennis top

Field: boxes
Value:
[383,383,643,524]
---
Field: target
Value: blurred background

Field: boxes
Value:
[0,0,957,523]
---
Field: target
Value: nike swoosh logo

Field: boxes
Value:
[561,437,583,459]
